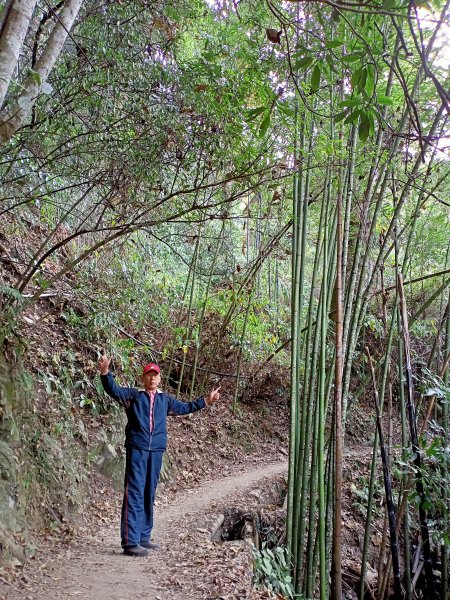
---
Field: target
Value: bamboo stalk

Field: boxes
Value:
[441,293,449,600]
[290,110,316,576]
[305,378,320,599]
[344,28,446,422]
[294,168,328,588]
[377,256,395,597]
[299,163,339,594]
[395,212,413,600]
[176,235,200,398]
[359,296,398,600]
[301,179,336,598]
[332,135,344,600]
[317,178,330,600]
[366,347,402,600]
[189,224,224,400]
[232,288,252,412]
[286,105,303,560]
[398,305,412,600]
[398,273,436,600]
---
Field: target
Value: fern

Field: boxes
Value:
[0,285,24,303]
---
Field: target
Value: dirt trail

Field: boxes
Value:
[3,461,287,600]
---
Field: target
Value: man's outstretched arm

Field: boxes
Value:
[167,387,221,415]
[98,353,136,406]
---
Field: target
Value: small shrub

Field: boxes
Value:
[253,544,299,599]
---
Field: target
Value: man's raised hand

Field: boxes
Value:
[205,386,221,406]
[98,353,111,376]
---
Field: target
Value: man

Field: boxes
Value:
[98,354,221,557]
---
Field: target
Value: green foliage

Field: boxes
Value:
[364,313,385,338]
[350,476,384,518]
[253,545,299,599]
[0,0,449,591]
[0,285,24,303]
[414,366,449,402]
[61,308,84,328]
[392,366,450,549]
[404,424,450,547]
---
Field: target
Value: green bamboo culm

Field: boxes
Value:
[376,295,401,600]
[294,165,327,590]
[357,298,399,600]
[289,109,316,581]
[165,237,200,389]
[398,273,436,599]
[441,292,449,600]
[287,104,304,560]
[177,234,201,398]
[395,213,412,600]
[365,348,402,600]
[398,306,412,600]
[376,258,395,598]
[317,177,330,600]
[331,120,344,600]
[232,288,252,412]
[189,224,225,400]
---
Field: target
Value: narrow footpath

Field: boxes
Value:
[2,461,287,600]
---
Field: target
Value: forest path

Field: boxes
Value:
[3,460,287,600]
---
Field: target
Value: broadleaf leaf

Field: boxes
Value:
[310,64,321,92]
[358,112,370,142]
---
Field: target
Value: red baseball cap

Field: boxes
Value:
[142,363,161,375]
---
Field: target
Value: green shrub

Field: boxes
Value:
[253,545,299,599]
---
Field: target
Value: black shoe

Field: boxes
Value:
[140,541,160,550]
[123,545,149,557]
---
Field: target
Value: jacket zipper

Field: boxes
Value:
[147,391,155,450]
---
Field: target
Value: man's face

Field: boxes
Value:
[142,369,161,391]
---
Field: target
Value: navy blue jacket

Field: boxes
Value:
[101,372,206,451]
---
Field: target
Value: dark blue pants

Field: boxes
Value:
[121,447,163,548]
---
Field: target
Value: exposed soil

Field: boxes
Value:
[0,460,288,600]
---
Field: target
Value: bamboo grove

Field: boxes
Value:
[0,0,449,599]
[283,2,450,599]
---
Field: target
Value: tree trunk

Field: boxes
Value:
[0,0,83,144]
[0,0,38,110]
